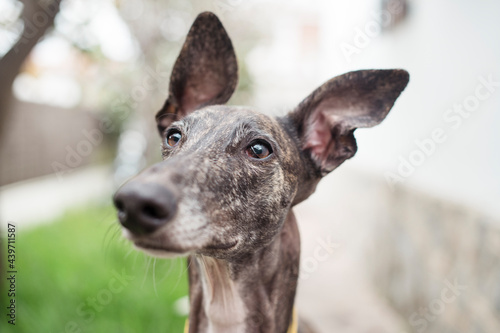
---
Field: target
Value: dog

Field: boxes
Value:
[113,11,409,333]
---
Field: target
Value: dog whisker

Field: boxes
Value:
[141,256,152,289]
[153,258,158,297]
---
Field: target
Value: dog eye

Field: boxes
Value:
[246,140,272,159]
[166,130,182,147]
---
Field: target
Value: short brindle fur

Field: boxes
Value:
[113,12,409,333]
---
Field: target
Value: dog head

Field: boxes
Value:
[113,12,409,260]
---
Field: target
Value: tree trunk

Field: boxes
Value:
[0,0,62,303]
[0,0,62,139]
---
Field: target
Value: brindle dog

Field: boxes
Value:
[113,11,409,333]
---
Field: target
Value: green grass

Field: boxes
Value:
[1,204,188,333]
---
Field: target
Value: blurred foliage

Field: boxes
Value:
[64,0,260,123]
[0,204,188,333]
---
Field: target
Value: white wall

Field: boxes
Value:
[245,0,500,219]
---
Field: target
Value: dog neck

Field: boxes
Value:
[186,211,300,333]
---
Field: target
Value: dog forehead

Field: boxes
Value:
[181,105,282,136]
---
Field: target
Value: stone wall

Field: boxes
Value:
[367,185,500,333]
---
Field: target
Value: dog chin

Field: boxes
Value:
[138,247,188,259]
[122,230,190,258]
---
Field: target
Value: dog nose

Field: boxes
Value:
[113,181,177,235]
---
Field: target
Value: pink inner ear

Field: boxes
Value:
[181,72,225,113]
[303,111,334,163]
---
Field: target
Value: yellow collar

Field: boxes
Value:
[184,307,298,333]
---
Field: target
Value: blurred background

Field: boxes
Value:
[0,0,499,332]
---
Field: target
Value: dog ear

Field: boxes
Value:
[155,12,238,134]
[288,69,409,175]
